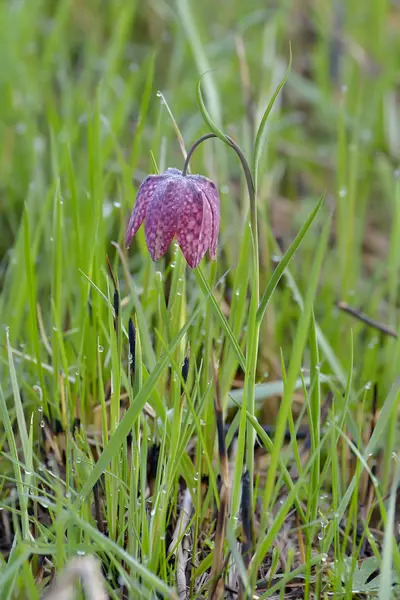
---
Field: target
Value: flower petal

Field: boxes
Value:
[125,174,165,248]
[176,181,210,268]
[189,175,220,260]
[144,179,181,261]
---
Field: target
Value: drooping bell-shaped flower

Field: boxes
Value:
[125,168,220,269]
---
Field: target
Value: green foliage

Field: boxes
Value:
[1,0,400,598]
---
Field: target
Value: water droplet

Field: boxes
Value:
[364,381,372,390]
[113,201,121,208]
[49,236,54,242]
[194,473,199,482]
[76,457,82,464]
[150,508,156,516]
[156,91,162,97]
[338,188,347,198]
[235,289,240,296]
[170,262,176,268]
[65,491,71,499]
[98,345,104,353]
[40,420,45,428]
[16,122,27,135]
[341,84,348,94]
[24,470,32,476]
[160,534,165,540]
[76,549,86,556]
[321,553,328,563]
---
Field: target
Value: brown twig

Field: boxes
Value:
[336,301,398,339]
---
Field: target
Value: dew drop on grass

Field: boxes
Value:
[37,405,43,413]
[98,345,104,353]
[76,457,82,464]
[338,188,347,198]
[76,550,85,556]
[194,473,199,482]
[40,420,45,428]
[364,381,372,390]
[113,201,121,208]
[160,534,165,541]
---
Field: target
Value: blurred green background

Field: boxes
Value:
[1,0,400,398]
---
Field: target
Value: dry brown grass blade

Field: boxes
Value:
[238,470,252,600]
[42,555,108,600]
[209,365,230,600]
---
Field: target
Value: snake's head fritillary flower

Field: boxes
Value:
[125,168,220,269]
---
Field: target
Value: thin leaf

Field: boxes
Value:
[257,194,324,325]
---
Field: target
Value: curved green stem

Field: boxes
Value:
[183,133,260,535]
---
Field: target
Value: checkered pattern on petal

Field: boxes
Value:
[126,167,221,268]
[189,175,220,260]
[176,181,211,268]
[144,179,182,261]
[125,174,166,248]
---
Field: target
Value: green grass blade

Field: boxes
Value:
[256,194,324,325]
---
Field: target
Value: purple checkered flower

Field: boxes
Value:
[125,168,220,269]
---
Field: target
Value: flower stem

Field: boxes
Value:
[184,133,260,537]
